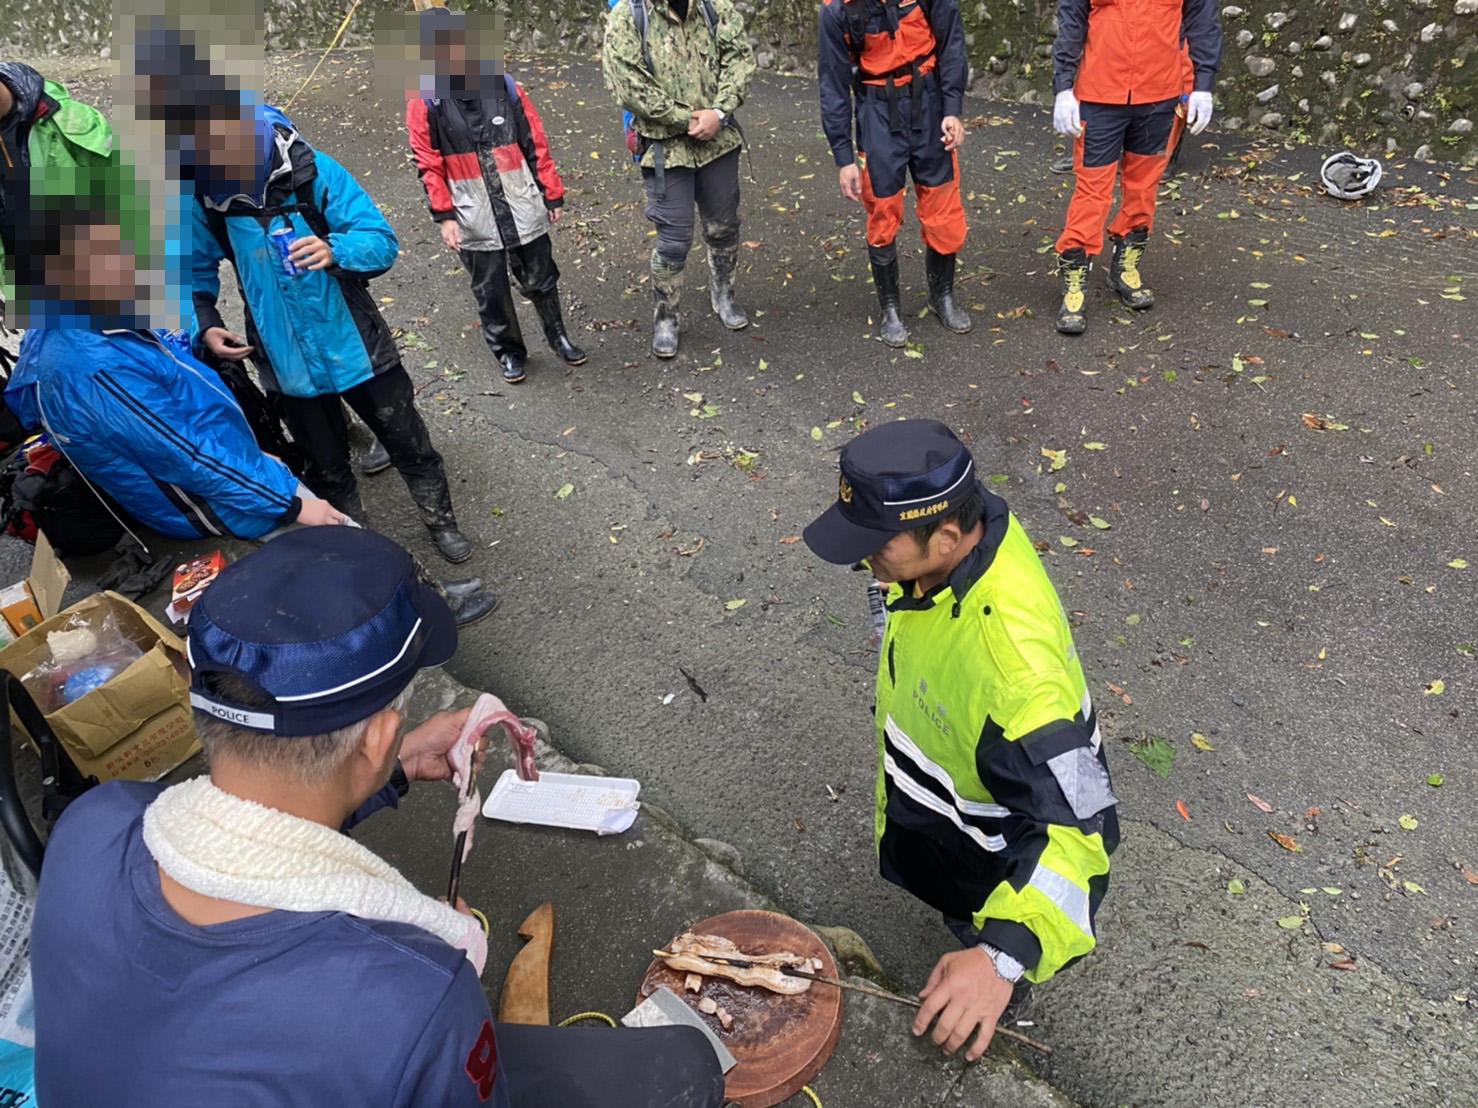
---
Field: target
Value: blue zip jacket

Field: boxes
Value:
[6,327,301,540]
[190,107,401,399]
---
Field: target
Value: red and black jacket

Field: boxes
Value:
[1053,0,1222,104]
[406,74,564,252]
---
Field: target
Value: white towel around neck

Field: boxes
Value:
[142,776,487,975]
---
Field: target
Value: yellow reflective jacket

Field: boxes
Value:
[874,487,1118,983]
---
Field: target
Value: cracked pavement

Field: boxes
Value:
[23,49,1478,1108]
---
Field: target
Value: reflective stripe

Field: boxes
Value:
[1080,690,1101,753]
[1028,864,1094,939]
[884,717,1012,819]
[883,752,1007,853]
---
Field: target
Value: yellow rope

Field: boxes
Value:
[798,1086,822,1107]
[469,907,489,937]
[558,1011,618,1029]
[284,0,365,111]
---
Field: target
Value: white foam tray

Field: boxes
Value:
[481,770,641,835]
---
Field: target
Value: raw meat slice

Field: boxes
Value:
[452,693,542,862]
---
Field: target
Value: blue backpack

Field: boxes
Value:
[610,0,720,162]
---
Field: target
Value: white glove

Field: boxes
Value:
[1053,89,1083,137]
[1186,91,1214,135]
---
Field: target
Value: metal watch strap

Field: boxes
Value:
[978,942,1026,983]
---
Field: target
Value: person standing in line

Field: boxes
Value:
[406,7,585,386]
[1049,0,1221,334]
[818,0,973,349]
[602,0,756,359]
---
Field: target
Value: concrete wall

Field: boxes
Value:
[3,0,1473,159]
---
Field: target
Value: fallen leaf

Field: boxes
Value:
[554,483,575,500]
[1449,559,1468,570]
[1461,865,1478,887]
[1322,887,1343,896]
[1328,959,1358,971]
[1227,878,1246,894]
[1428,773,1445,787]
[1277,915,1306,929]
[1084,442,1108,451]
[1191,732,1215,752]
[1129,735,1176,778]
[1177,799,1191,821]
[1059,536,1079,548]
[1305,806,1323,823]
[778,536,803,545]
[1425,679,1445,696]
[1247,793,1275,814]
[1184,941,1209,951]
[1403,880,1427,895]
[1089,516,1112,530]
[1398,814,1419,831]
[811,427,824,441]
[1125,613,1142,626]
[852,391,866,406]
[1268,830,1302,852]
[724,598,747,611]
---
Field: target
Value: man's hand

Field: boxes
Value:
[297,498,346,527]
[202,327,254,361]
[838,164,863,203]
[438,895,475,917]
[1053,89,1083,137]
[287,234,335,271]
[0,80,13,120]
[941,115,965,152]
[1185,91,1214,136]
[913,947,1015,1062]
[439,219,462,253]
[688,108,723,142]
[548,206,563,224]
[398,707,491,784]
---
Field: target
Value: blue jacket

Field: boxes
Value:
[6,327,301,540]
[191,107,401,399]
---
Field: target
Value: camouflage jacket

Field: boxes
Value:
[602,0,756,170]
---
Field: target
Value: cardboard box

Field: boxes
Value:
[0,533,68,638]
[0,555,199,783]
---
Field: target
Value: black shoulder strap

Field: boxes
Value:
[294,177,330,240]
[631,0,654,73]
[699,0,719,36]
[201,199,237,266]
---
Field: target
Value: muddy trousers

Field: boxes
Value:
[1056,98,1184,257]
[641,147,742,274]
[276,362,456,529]
[462,233,561,361]
[856,76,967,254]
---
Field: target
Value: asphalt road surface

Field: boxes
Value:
[31,50,1478,1108]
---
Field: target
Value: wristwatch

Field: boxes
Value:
[389,759,410,799]
[713,108,727,124]
[977,943,1025,983]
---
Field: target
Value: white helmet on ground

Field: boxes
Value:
[1320,151,1383,200]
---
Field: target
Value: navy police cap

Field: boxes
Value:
[803,420,975,565]
[186,528,457,737]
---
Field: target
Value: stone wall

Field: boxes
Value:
[4,0,1473,159]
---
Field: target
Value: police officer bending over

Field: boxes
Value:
[804,421,1119,1060]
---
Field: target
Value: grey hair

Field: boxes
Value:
[194,675,417,786]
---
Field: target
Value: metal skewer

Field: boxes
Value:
[652,950,1052,1055]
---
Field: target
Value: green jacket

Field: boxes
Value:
[602,0,756,171]
[0,68,141,315]
[873,488,1119,984]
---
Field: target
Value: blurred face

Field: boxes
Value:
[52,221,139,311]
[192,109,258,182]
[426,31,469,76]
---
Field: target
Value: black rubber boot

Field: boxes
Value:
[707,246,749,330]
[443,577,484,598]
[868,246,908,349]
[925,247,973,334]
[1106,228,1155,310]
[431,526,473,564]
[652,265,683,359]
[358,438,391,476]
[1056,249,1091,335]
[1049,152,1075,175]
[448,588,499,628]
[532,292,587,365]
[498,352,526,384]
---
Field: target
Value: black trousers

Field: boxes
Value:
[276,362,456,530]
[462,232,560,361]
[496,1023,724,1108]
[641,147,742,267]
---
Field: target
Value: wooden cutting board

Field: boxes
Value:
[638,910,843,1108]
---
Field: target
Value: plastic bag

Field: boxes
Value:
[18,606,146,714]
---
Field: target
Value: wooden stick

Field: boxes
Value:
[652,950,1053,1055]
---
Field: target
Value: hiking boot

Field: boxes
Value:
[1106,228,1155,310]
[925,247,973,335]
[449,587,499,628]
[532,292,587,365]
[1049,152,1075,175]
[498,352,527,384]
[1055,249,1090,335]
[869,247,908,349]
[430,526,473,564]
[652,269,682,359]
[708,246,750,330]
[358,438,391,476]
[442,577,484,598]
